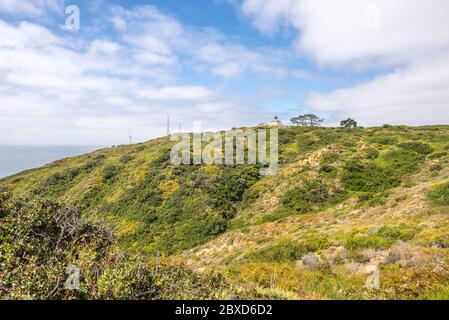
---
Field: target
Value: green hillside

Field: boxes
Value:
[2,125,449,299]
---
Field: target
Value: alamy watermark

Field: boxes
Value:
[64,264,80,290]
[65,5,80,30]
[170,123,278,176]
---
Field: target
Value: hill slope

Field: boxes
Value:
[2,125,449,299]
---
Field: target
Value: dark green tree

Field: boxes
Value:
[305,114,324,127]
[291,114,323,127]
[340,118,358,129]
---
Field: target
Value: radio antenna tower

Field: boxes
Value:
[167,115,170,136]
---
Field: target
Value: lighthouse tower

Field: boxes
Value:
[270,116,284,127]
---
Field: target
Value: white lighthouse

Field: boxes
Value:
[270,116,283,127]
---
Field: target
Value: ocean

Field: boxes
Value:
[0,145,101,179]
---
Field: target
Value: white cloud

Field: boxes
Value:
[136,86,213,101]
[306,54,449,126]
[239,0,449,125]
[89,40,121,55]
[0,0,63,17]
[240,0,297,34]
[0,10,265,145]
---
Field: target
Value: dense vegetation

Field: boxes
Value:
[1,125,449,299]
[0,191,277,299]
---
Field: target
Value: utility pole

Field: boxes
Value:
[167,115,170,136]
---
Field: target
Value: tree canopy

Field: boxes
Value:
[291,114,324,127]
[340,118,358,129]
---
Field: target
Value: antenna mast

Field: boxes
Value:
[167,115,170,136]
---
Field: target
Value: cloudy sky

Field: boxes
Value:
[0,0,448,145]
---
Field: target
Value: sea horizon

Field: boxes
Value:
[0,145,103,179]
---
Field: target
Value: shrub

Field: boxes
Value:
[102,165,120,182]
[345,234,392,250]
[368,136,397,145]
[375,225,417,242]
[319,164,336,175]
[366,148,380,160]
[120,155,134,164]
[381,149,424,175]
[399,142,434,155]
[0,192,265,300]
[430,164,443,172]
[357,192,390,207]
[321,152,340,165]
[281,180,347,214]
[428,182,449,206]
[342,161,397,192]
[429,151,448,159]
[345,225,417,250]
[247,234,330,262]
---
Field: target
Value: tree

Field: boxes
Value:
[291,115,306,126]
[305,114,324,127]
[291,114,323,127]
[340,118,358,129]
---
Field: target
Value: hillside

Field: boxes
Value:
[2,125,449,299]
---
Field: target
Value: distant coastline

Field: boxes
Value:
[0,145,102,179]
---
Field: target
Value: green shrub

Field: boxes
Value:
[399,142,434,155]
[345,234,392,250]
[247,234,330,262]
[0,192,267,300]
[321,152,340,165]
[429,151,448,159]
[281,180,347,214]
[430,164,443,172]
[357,192,390,207]
[120,155,134,164]
[342,161,397,192]
[428,182,449,206]
[381,149,424,177]
[319,164,336,175]
[375,225,417,242]
[102,165,120,182]
[345,225,417,250]
[368,136,397,145]
[366,148,380,160]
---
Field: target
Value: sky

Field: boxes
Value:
[0,0,448,145]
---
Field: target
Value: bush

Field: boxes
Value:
[321,152,340,165]
[366,148,380,160]
[430,164,443,172]
[319,164,336,175]
[381,149,424,176]
[281,180,347,214]
[428,182,449,206]
[247,234,330,262]
[429,151,448,159]
[345,225,417,250]
[0,192,265,300]
[342,161,397,192]
[357,192,390,207]
[102,165,120,182]
[120,155,134,164]
[369,136,397,145]
[399,142,434,155]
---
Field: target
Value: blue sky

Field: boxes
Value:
[0,0,448,145]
